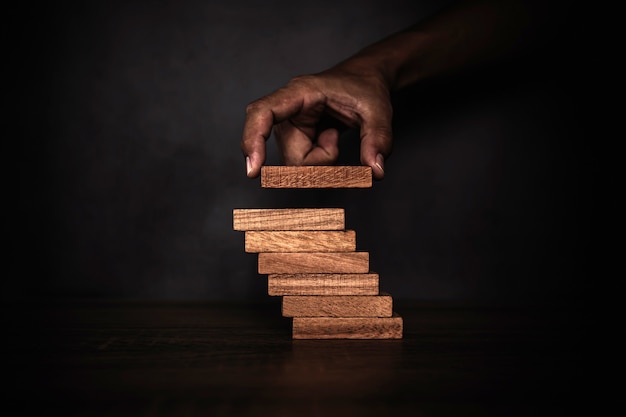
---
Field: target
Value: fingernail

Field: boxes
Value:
[375,153,384,173]
[246,156,252,175]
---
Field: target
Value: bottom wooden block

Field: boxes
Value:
[292,314,403,339]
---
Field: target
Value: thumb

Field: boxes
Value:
[360,121,392,180]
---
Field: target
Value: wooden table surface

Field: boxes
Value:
[4,299,596,416]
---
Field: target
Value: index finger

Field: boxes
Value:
[241,81,321,178]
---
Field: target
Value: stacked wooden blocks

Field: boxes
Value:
[233,166,403,339]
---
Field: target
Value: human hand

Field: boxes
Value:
[241,65,393,180]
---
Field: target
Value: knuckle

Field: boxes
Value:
[245,99,265,116]
[286,75,321,96]
[288,74,314,85]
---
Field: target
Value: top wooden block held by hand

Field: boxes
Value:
[261,166,372,189]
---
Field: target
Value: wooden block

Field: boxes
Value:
[233,208,344,231]
[268,273,379,296]
[258,252,369,274]
[292,314,403,339]
[282,293,393,317]
[245,231,356,253]
[261,166,372,188]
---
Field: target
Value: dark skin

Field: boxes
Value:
[241,0,534,180]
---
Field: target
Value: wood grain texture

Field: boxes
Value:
[268,273,379,296]
[292,313,403,339]
[282,293,393,317]
[261,166,372,188]
[258,252,369,274]
[245,231,356,253]
[233,208,344,231]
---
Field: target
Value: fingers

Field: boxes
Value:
[241,120,266,178]
[241,87,309,178]
[274,120,316,165]
[241,102,270,178]
[305,128,340,165]
[275,121,340,166]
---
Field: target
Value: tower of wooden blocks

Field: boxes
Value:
[233,166,403,339]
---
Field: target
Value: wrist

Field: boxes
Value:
[328,54,395,92]
[331,28,434,92]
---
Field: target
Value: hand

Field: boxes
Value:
[240,0,540,182]
[241,65,393,180]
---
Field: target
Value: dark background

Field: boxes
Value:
[8,0,591,305]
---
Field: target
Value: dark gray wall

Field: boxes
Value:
[9,0,590,304]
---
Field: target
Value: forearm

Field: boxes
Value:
[333,0,533,91]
